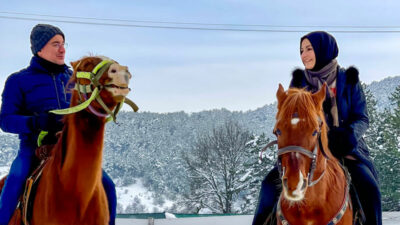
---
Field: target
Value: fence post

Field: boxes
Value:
[148,217,154,225]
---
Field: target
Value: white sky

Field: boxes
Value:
[0,0,399,113]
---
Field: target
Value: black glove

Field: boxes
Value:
[328,127,357,159]
[33,112,64,133]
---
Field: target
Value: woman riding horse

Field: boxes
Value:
[273,83,353,224]
[253,31,381,225]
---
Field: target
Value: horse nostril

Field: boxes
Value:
[301,179,307,190]
[124,75,130,83]
[283,178,288,189]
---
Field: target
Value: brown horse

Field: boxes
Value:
[273,83,352,225]
[3,56,135,224]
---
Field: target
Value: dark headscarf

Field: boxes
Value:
[300,31,339,71]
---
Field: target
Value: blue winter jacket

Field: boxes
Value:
[0,56,72,146]
[290,66,378,178]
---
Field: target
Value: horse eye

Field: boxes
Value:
[274,129,282,136]
[312,130,318,136]
[111,69,117,73]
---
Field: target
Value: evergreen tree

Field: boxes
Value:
[237,133,277,213]
[389,85,400,139]
[363,84,384,159]
[379,85,400,210]
[365,84,400,211]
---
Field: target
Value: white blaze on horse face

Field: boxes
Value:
[106,63,131,96]
[291,118,300,125]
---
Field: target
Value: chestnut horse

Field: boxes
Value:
[273,83,352,225]
[2,56,136,224]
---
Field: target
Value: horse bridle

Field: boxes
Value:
[50,60,139,122]
[277,140,325,187]
[261,116,329,187]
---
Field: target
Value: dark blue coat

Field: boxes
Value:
[290,66,378,179]
[0,56,72,146]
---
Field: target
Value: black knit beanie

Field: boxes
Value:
[30,24,65,55]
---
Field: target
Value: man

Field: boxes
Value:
[0,24,117,225]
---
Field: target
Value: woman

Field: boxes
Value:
[252,31,381,225]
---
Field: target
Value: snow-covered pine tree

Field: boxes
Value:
[237,133,277,214]
[366,84,400,211]
[378,85,400,210]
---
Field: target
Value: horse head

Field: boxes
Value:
[67,56,137,121]
[274,83,331,202]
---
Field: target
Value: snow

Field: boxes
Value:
[0,166,173,214]
[383,212,400,225]
[0,166,8,178]
[239,171,252,182]
[1,164,399,224]
[164,212,176,219]
[116,178,174,213]
[115,213,400,225]
[117,215,252,225]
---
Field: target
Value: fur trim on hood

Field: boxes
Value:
[291,66,359,85]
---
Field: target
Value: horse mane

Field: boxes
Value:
[277,87,334,159]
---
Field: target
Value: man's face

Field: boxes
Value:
[37,34,65,65]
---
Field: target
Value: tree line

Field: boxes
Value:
[182,84,400,213]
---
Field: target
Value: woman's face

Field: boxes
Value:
[300,38,316,70]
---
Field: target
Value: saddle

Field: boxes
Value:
[20,144,54,225]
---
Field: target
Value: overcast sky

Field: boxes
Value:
[0,0,399,113]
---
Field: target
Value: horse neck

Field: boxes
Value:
[55,110,106,189]
[303,154,347,208]
[312,130,347,200]
[280,156,348,224]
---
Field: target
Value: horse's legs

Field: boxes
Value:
[345,159,382,225]
[102,170,116,225]
[252,166,281,225]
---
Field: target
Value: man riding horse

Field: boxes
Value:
[0,24,117,225]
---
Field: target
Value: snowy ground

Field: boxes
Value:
[1,166,172,213]
[115,213,400,225]
[1,166,399,224]
[116,178,174,212]
[0,166,8,178]
[116,215,252,225]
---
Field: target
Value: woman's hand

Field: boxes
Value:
[328,127,358,159]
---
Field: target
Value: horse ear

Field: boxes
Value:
[70,60,81,70]
[276,83,287,110]
[312,82,327,111]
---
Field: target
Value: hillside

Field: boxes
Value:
[0,76,399,213]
